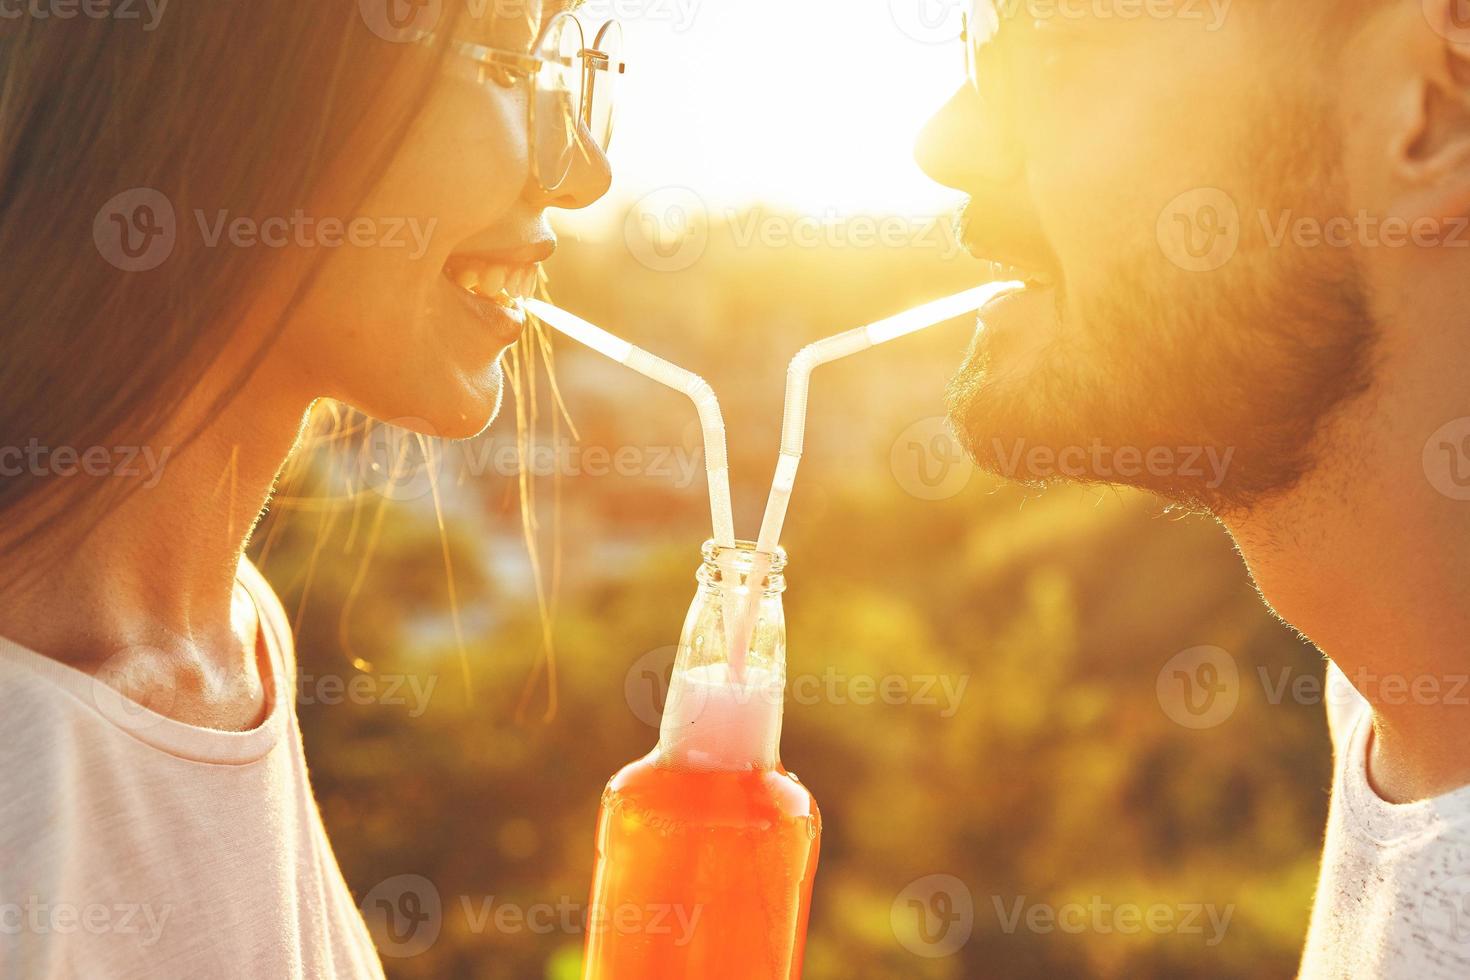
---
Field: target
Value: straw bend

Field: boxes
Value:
[627,349,736,548]
[524,299,736,549]
[731,281,1025,675]
[762,280,1023,550]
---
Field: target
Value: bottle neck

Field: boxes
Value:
[697,539,787,596]
[657,542,789,771]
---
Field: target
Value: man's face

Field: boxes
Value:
[918,2,1376,512]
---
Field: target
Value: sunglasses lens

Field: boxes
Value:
[533,14,581,188]
[587,21,623,151]
[973,0,1002,40]
[968,1,1001,92]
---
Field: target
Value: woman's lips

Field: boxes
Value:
[443,257,540,307]
[441,258,540,342]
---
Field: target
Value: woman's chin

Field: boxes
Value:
[432,365,506,440]
[359,361,506,442]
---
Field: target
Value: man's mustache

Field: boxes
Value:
[954,200,977,254]
[953,197,1061,284]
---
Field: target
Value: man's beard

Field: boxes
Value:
[946,239,1377,515]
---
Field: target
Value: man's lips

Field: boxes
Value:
[976,259,1055,288]
[974,278,1063,365]
[956,205,1060,288]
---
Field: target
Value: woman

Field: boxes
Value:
[0,2,612,976]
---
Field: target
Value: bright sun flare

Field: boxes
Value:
[557,0,972,235]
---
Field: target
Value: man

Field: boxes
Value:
[916,1,1470,976]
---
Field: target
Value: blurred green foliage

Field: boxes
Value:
[250,211,1330,979]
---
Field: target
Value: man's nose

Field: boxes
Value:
[526,130,613,211]
[915,82,1021,191]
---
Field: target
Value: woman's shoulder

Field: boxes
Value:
[0,638,102,740]
[0,652,81,848]
[236,557,297,680]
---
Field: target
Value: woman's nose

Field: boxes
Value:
[527,130,613,210]
[915,82,1021,191]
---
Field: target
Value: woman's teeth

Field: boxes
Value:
[449,262,539,306]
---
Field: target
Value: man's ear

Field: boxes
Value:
[1387,0,1470,214]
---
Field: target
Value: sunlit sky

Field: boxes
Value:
[559,0,971,232]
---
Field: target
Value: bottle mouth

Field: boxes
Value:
[699,539,787,592]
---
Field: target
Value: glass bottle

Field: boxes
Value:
[581,541,821,979]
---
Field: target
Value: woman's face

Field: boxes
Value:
[268,1,611,439]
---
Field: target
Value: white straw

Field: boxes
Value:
[728,281,1024,675]
[524,299,736,550]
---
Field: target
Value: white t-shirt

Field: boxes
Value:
[0,559,385,980]
[1299,664,1470,978]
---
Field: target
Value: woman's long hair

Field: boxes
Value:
[0,2,465,556]
[0,3,570,716]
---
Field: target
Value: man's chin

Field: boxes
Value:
[946,282,1075,471]
[945,295,1241,513]
[969,284,1063,377]
[947,385,1241,513]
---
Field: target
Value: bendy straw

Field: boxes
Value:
[524,299,736,551]
[727,281,1024,675]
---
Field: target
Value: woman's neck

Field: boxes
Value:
[0,366,312,680]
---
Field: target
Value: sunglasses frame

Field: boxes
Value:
[453,13,626,193]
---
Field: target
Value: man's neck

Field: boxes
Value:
[1224,408,1470,803]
